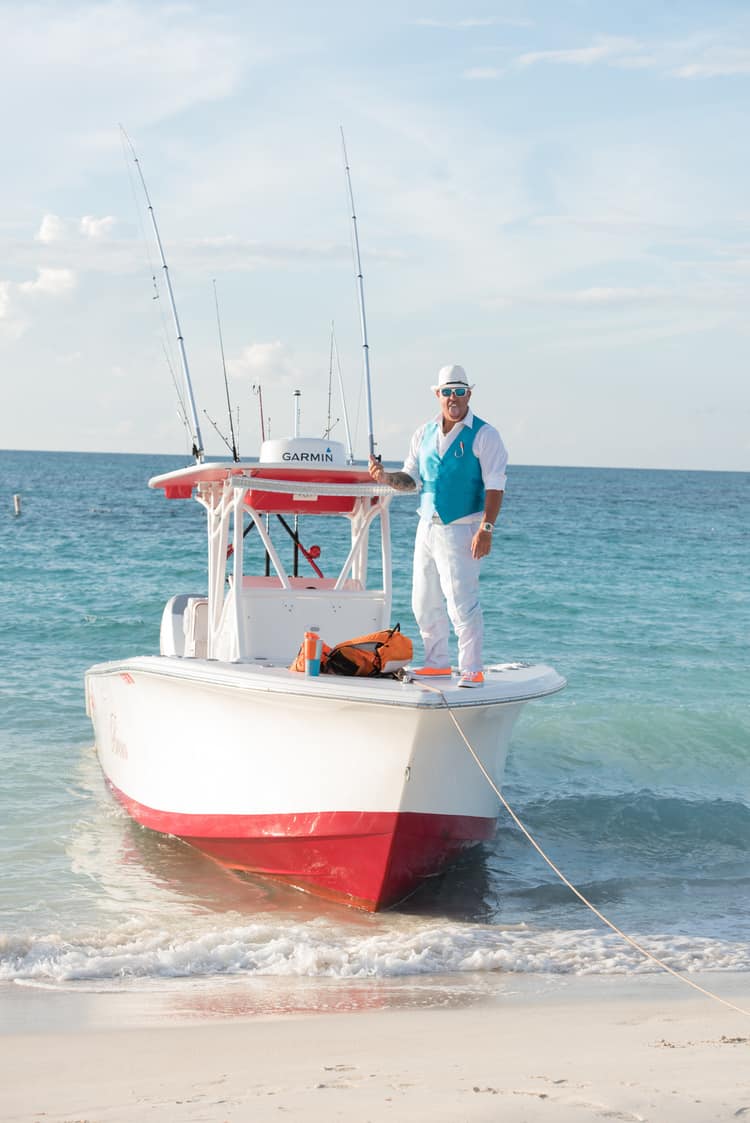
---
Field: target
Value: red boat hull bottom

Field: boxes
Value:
[109,784,496,910]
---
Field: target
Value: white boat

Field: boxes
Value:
[88,135,564,909]
[85,436,565,910]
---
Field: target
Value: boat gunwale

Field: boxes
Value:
[84,655,567,709]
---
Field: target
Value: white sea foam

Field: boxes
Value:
[1,919,749,986]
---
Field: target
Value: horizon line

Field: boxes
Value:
[0,447,747,475]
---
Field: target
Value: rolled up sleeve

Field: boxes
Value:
[475,425,508,491]
[401,424,427,485]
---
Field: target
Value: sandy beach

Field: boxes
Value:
[2,973,748,1122]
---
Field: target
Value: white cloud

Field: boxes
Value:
[0,283,25,339]
[80,215,116,239]
[0,267,76,337]
[19,268,76,297]
[515,33,750,81]
[36,213,116,243]
[673,48,750,78]
[37,214,68,243]
[518,37,649,69]
[0,282,13,322]
[0,291,25,339]
[227,341,301,385]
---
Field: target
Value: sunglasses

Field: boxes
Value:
[439,386,468,397]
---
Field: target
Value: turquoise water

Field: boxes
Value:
[0,450,748,993]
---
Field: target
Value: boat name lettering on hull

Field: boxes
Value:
[109,713,129,760]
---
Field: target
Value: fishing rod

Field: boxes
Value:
[147,267,195,452]
[292,390,301,573]
[123,141,195,455]
[120,126,205,462]
[252,383,266,442]
[340,128,376,460]
[275,515,323,578]
[325,327,334,441]
[250,383,270,574]
[330,321,355,463]
[203,408,236,457]
[160,337,192,445]
[213,279,239,461]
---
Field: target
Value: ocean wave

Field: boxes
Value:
[1,919,749,986]
[509,704,750,801]
[503,791,750,857]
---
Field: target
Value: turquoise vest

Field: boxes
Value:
[417,417,486,524]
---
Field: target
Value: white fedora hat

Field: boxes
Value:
[431,363,474,392]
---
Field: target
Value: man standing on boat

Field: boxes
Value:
[369,364,507,688]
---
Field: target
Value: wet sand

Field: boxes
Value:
[1,973,749,1121]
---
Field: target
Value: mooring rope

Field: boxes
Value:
[420,681,750,1019]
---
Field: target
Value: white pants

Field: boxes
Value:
[411,518,483,673]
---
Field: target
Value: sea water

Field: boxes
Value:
[0,450,748,1011]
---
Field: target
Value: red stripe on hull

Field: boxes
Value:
[107,782,496,910]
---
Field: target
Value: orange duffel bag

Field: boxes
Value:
[325,624,413,677]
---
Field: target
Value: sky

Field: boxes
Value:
[1,0,749,470]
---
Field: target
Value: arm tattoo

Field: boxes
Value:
[386,471,417,491]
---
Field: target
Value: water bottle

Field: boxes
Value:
[304,627,322,677]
